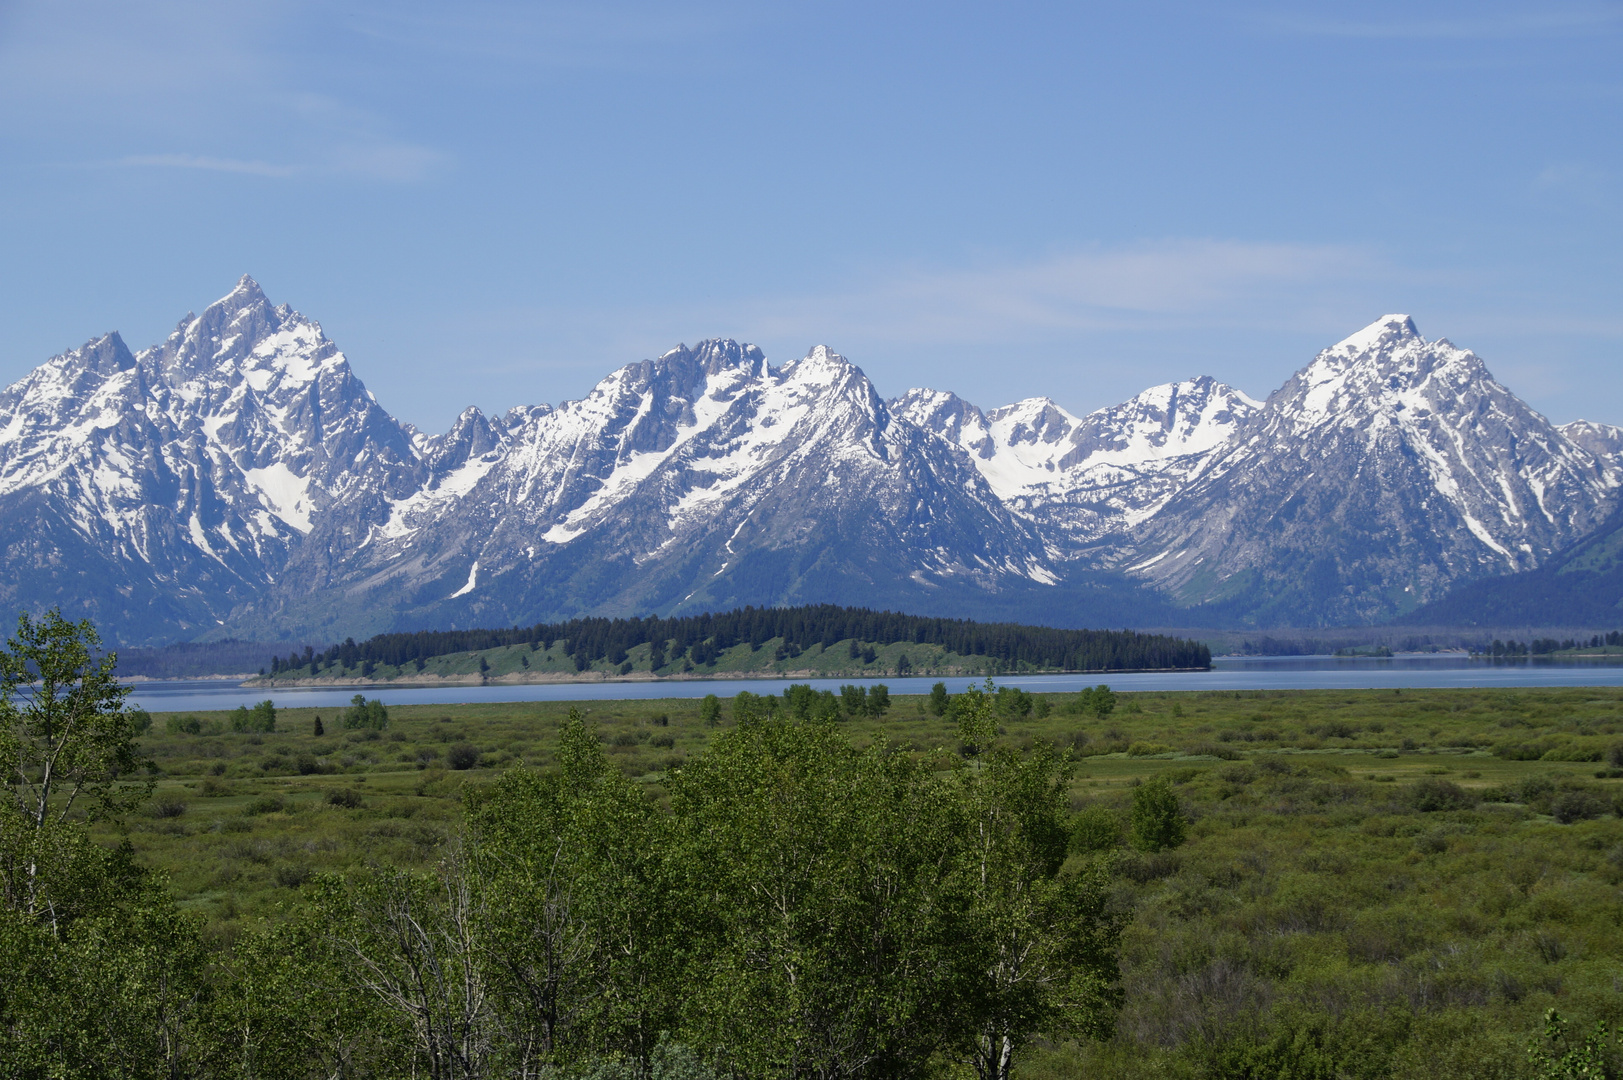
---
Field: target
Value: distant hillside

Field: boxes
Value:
[1399,509,1623,627]
[114,640,313,679]
[255,604,1211,684]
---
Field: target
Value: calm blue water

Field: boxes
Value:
[124,655,1623,712]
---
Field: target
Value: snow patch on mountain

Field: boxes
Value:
[241,461,314,533]
[894,375,1260,542]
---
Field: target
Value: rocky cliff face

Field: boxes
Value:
[1,283,1616,643]
[1560,420,1623,463]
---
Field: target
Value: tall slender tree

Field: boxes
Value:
[0,609,149,928]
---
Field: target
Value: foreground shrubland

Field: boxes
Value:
[7,611,1623,1076]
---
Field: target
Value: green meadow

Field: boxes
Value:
[113,683,1623,1077]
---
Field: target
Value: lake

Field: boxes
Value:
[124,654,1623,712]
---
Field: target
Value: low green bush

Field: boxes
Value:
[166,715,202,735]
[1551,790,1610,823]
[243,794,286,816]
[1129,778,1186,852]
[1071,804,1123,852]
[1407,777,1477,812]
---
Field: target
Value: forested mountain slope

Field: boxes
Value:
[1402,507,1623,627]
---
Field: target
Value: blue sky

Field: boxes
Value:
[0,0,1618,432]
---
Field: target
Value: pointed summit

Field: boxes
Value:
[792,344,857,377]
[209,274,270,316]
[80,331,137,375]
[1330,314,1421,357]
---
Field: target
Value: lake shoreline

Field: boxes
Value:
[236,665,1215,691]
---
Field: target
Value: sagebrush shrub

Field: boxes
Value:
[1071,805,1123,853]
[1407,777,1476,812]
[1551,790,1609,824]
[1130,779,1186,852]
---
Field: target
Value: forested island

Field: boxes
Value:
[252,605,1212,686]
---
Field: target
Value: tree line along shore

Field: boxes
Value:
[255,605,1212,685]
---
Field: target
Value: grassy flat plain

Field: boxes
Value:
[111,685,1623,1078]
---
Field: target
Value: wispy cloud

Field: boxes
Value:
[109,141,443,183]
[1,1,446,184]
[325,141,444,182]
[734,240,1389,346]
[1533,160,1617,207]
[1255,5,1622,40]
[116,154,300,178]
[342,0,775,69]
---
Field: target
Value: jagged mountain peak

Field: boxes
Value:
[423,405,507,474]
[799,344,845,365]
[78,331,138,376]
[155,278,292,380]
[1327,313,1421,357]
[1089,376,1262,426]
[1127,315,1622,621]
[1064,377,1261,466]
[0,332,143,460]
[1126,374,1261,410]
[3,282,1621,643]
[655,338,767,378]
[985,396,1074,432]
[1560,420,1623,461]
[1288,314,1446,398]
[783,344,867,386]
[892,377,1261,550]
[888,388,986,448]
[11,331,138,390]
[1275,315,1501,433]
[214,274,269,314]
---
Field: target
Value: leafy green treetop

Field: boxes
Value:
[1129,778,1186,852]
[231,698,277,733]
[957,678,1000,756]
[1067,685,1117,719]
[782,683,841,722]
[0,610,147,833]
[959,722,1124,1080]
[0,610,155,936]
[1529,1009,1617,1079]
[342,695,389,731]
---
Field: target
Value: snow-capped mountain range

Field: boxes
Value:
[2,279,1617,644]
